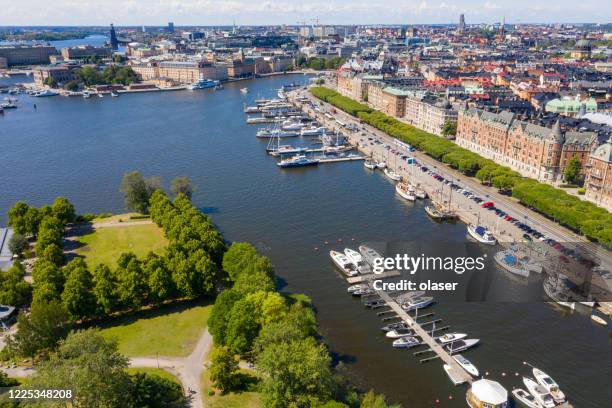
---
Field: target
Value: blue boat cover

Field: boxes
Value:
[475,226,486,235]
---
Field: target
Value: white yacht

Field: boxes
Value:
[396,182,416,201]
[415,185,427,199]
[512,389,542,408]
[383,168,401,181]
[392,336,421,349]
[83,91,91,99]
[344,248,370,274]
[189,78,219,90]
[385,328,416,339]
[358,245,384,273]
[467,225,497,245]
[329,250,359,277]
[401,296,434,311]
[277,154,319,168]
[363,159,377,170]
[347,283,368,294]
[376,161,387,169]
[111,91,119,97]
[532,368,565,403]
[444,338,480,354]
[523,377,555,408]
[300,126,326,136]
[453,354,479,377]
[34,89,59,97]
[436,333,467,345]
[240,87,249,94]
[97,93,104,98]
[281,121,305,131]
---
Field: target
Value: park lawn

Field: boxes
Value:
[202,366,262,408]
[99,302,212,357]
[92,212,150,224]
[125,367,181,384]
[75,222,167,267]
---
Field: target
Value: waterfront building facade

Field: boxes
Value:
[132,60,228,83]
[61,45,112,60]
[584,139,612,211]
[0,45,56,66]
[404,92,458,137]
[32,65,77,87]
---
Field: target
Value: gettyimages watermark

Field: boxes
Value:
[371,253,486,274]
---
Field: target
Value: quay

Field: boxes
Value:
[318,155,365,164]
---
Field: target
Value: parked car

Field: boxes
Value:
[481,201,494,208]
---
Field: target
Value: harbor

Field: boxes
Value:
[1,74,609,407]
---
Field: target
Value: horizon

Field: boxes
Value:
[2,0,611,26]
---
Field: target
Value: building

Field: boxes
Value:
[132,60,228,83]
[466,379,508,408]
[0,57,7,69]
[32,65,77,87]
[545,97,597,116]
[585,139,612,211]
[404,92,458,137]
[226,58,255,78]
[570,38,592,60]
[110,23,119,50]
[380,87,410,117]
[456,108,598,182]
[168,22,175,33]
[458,14,466,33]
[61,45,112,60]
[0,45,56,66]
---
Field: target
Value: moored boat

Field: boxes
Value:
[347,283,368,294]
[425,204,445,220]
[395,182,416,201]
[381,321,410,332]
[329,250,359,277]
[512,388,542,408]
[385,328,416,338]
[590,314,607,326]
[240,87,249,94]
[467,224,496,245]
[376,161,387,169]
[383,168,401,181]
[522,377,555,408]
[401,296,434,311]
[435,332,467,345]
[358,245,384,273]
[445,338,479,354]
[453,354,479,377]
[277,154,319,168]
[392,336,420,349]
[344,248,371,274]
[189,78,219,90]
[363,159,377,170]
[532,368,565,403]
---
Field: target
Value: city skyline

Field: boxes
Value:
[1,0,611,26]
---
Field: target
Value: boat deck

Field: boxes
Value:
[374,288,474,385]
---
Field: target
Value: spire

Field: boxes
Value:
[551,119,563,143]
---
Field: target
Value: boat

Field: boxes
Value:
[281,121,305,131]
[467,225,497,245]
[268,145,309,156]
[381,321,411,332]
[189,78,219,90]
[590,314,607,326]
[352,287,374,296]
[401,296,435,311]
[443,364,468,385]
[395,182,416,201]
[383,168,401,181]
[453,354,479,377]
[83,91,91,99]
[344,248,371,274]
[364,299,386,308]
[358,245,384,273]
[493,251,530,277]
[543,274,576,310]
[395,291,426,304]
[425,205,445,220]
[257,129,300,138]
[385,328,416,338]
[444,338,479,354]
[415,186,427,199]
[512,389,542,408]
[376,161,387,169]
[329,250,359,277]
[532,368,565,403]
[392,336,421,349]
[347,283,368,294]
[522,377,555,408]
[240,87,249,94]
[277,154,319,169]
[363,159,377,170]
[300,126,326,136]
[97,93,104,98]
[111,91,119,97]
[435,332,467,345]
[34,89,59,97]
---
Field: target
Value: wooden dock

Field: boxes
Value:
[346,269,401,283]
[375,288,474,385]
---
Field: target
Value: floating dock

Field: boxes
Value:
[346,269,401,283]
[318,155,365,164]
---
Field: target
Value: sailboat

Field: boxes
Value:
[384,168,401,181]
[396,182,416,201]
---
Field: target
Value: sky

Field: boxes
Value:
[1,0,611,26]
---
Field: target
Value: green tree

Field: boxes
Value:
[143,253,174,303]
[120,171,159,214]
[116,253,148,309]
[51,197,76,226]
[76,66,104,86]
[64,80,79,91]
[44,76,57,88]
[92,263,118,315]
[209,346,239,393]
[564,155,582,184]
[222,242,273,281]
[257,337,334,408]
[6,300,70,357]
[170,177,194,200]
[441,121,457,137]
[35,216,64,257]
[26,329,132,408]
[41,242,64,266]
[0,263,31,307]
[62,259,96,320]
[208,289,243,345]
[32,259,64,303]
[224,297,260,354]
[8,201,31,235]
[361,390,400,408]
[129,372,185,408]
[7,233,27,257]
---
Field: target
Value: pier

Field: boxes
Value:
[346,269,400,283]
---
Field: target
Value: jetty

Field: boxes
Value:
[346,269,400,283]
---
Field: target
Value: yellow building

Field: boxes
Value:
[467,379,508,408]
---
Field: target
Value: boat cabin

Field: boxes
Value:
[467,379,508,408]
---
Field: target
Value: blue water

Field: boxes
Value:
[0,75,609,407]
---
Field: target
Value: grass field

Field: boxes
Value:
[125,367,181,384]
[74,222,168,267]
[202,366,262,408]
[99,301,212,357]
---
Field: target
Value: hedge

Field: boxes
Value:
[310,87,611,246]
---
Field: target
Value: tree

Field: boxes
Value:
[170,177,194,200]
[564,155,582,185]
[26,329,132,408]
[361,390,400,408]
[233,269,276,295]
[6,300,70,357]
[257,337,334,407]
[41,242,64,266]
[208,289,243,345]
[76,66,104,86]
[116,253,148,309]
[92,264,118,315]
[51,197,76,226]
[8,201,31,235]
[209,346,239,393]
[44,76,57,88]
[0,263,31,307]
[441,121,457,137]
[7,233,27,257]
[120,171,158,214]
[64,80,79,91]
[224,297,260,354]
[61,259,96,320]
[143,253,174,303]
[129,372,185,408]
[222,242,273,281]
[32,259,64,303]
[35,215,64,257]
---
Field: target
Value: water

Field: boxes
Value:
[0,75,610,407]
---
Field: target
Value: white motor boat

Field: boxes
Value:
[415,185,427,199]
[83,91,91,99]
[444,338,480,354]
[401,296,434,311]
[532,368,565,403]
[512,388,542,408]
[436,333,467,345]
[363,159,377,170]
[97,93,104,98]
[523,377,555,408]
[381,321,411,332]
[344,248,370,274]
[358,245,385,273]
[396,182,416,201]
[385,328,416,338]
[300,126,326,136]
[590,314,607,326]
[34,89,59,97]
[347,283,368,294]
[111,91,119,97]
[383,168,401,181]
[376,161,387,169]
[467,224,496,245]
[392,336,420,349]
[453,354,479,377]
[240,87,249,94]
[329,250,359,277]
[352,287,374,296]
